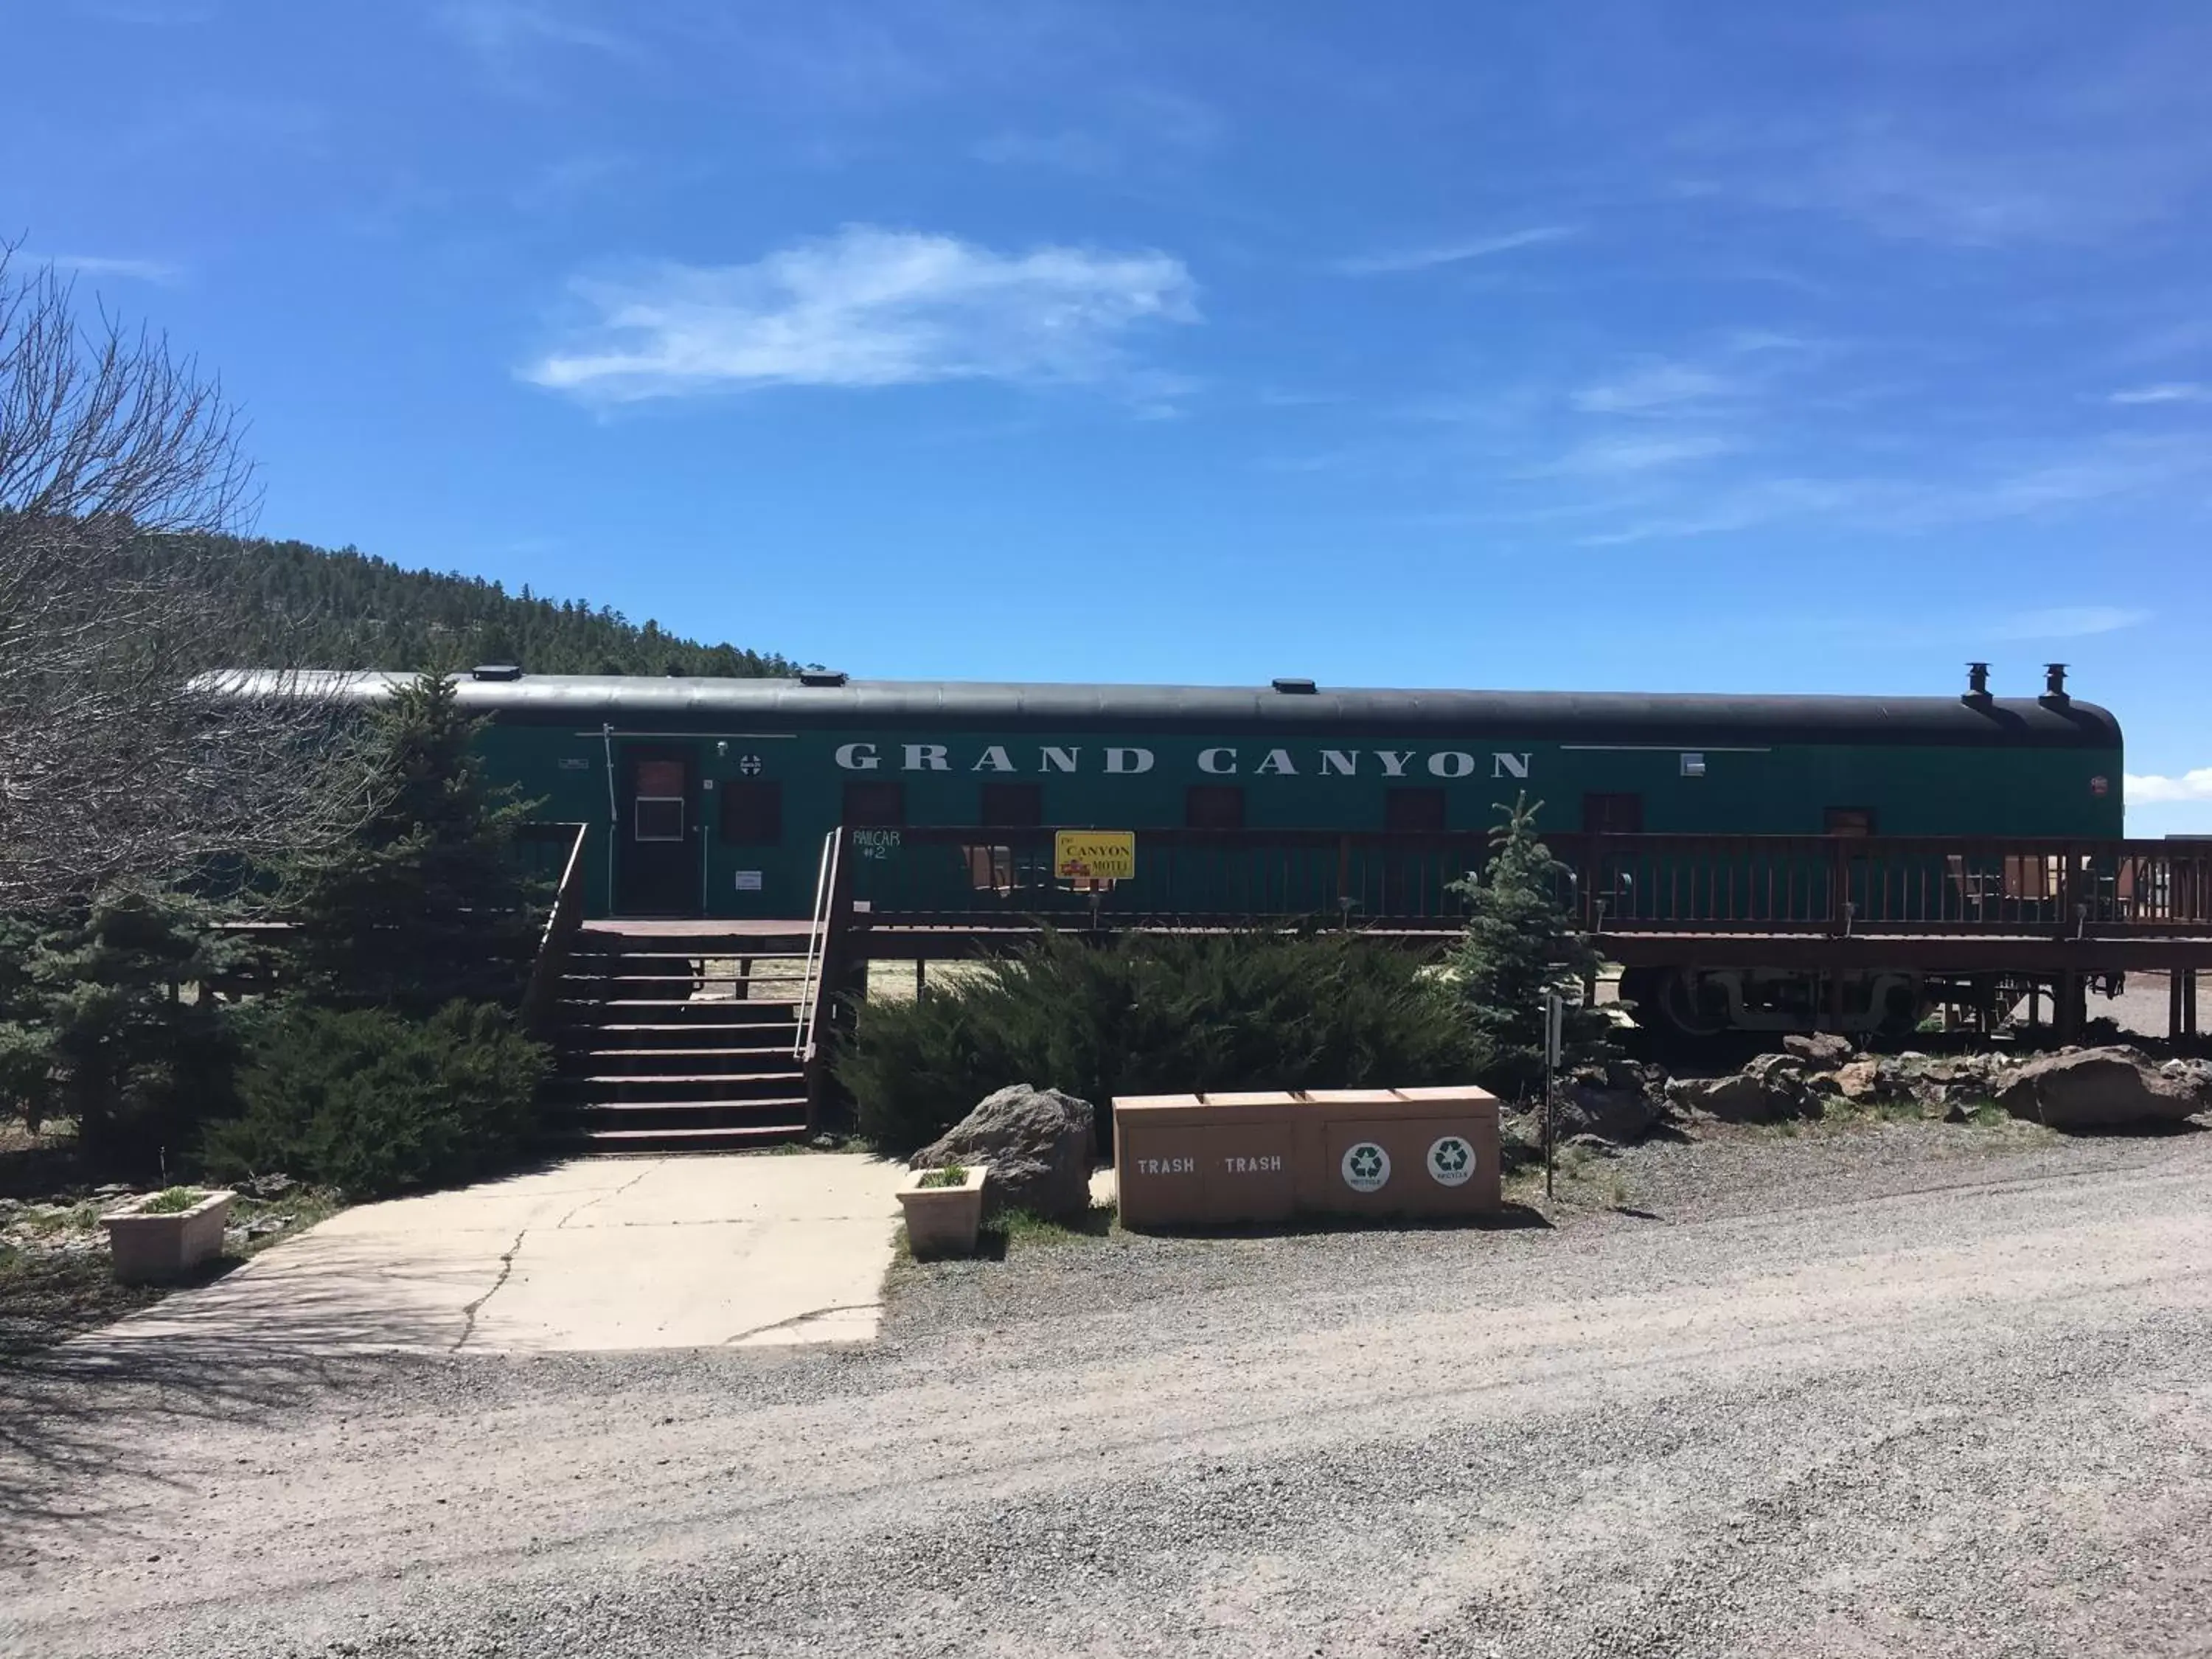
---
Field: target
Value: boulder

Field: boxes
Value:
[1835,1058,1885,1102]
[1666,1058,1809,1123]
[1994,1046,2205,1130]
[2160,1058,2212,1105]
[1554,1079,1665,1144]
[914,1085,1097,1220]
[1784,1032,1854,1066]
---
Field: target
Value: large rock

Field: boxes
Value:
[914,1085,1097,1220]
[1667,1054,1812,1123]
[1994,1046,2204,1130]
[1784,1032,1854,1067]
[1834,1058,1885,1102]
[1554,1079,1665,1144]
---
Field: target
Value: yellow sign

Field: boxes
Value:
[1055,830,1135,882]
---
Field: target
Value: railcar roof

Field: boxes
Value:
[201,671,2122,748]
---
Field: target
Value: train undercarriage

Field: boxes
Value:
[1618,965,2126,1040]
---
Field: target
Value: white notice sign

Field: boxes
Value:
[734,871,763,891]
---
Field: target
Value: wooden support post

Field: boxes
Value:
[2057,971,2084,1045]
[2173,970,2188,1042]
[915,957,925,999]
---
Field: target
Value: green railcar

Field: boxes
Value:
[351,669,2124,922]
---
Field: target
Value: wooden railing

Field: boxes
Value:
[839,827,2212,939]
[518,822,591,1037]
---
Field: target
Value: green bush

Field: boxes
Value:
[280,670,546,1015]
[204,1001,549,1197]
[838,930,1484,1159]
[1446,796,1615,1101]
[0,892,246,1171]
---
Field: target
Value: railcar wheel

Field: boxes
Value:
[1621,967,1731,1040]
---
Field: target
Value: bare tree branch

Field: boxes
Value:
[0,243,366,912]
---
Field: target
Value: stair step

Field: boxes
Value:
[568,1045,796,1061]
[566,1124,810,1149]
[566,1079,810,1093]
[571,956,814,969]
[562,999,801,1014]
[572,1096,811,1115]
[563,973,804,984]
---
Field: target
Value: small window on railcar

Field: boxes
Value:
[1186,785,1245,830]
[1385,787,1447,833]
[979,782,1044,827]
[842,781,905,827]
[1824,807,1876,837]
[720,780,782,845]
[1581,793,1644,834]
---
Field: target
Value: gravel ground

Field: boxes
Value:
[5,1116,2212,1659]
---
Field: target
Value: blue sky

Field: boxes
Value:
[11,0,2211,828]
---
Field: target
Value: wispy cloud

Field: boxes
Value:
[1537,434,1739,476]
[45,253,182,284]
[1572,361,1742,416]
[1573,435,2212,548]
[1990,605,2150,640]
[2109,383,2212,406]
[2126,768,2212,804]
[526,225,1199,406]
[1332,226,1579,277]
[436,2,644,77]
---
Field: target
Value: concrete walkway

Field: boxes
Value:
[77,1154,908,1358]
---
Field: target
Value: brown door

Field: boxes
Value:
[616,746,703,916]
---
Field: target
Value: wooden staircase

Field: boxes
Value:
[544,921,820,1153]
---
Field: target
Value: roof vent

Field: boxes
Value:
[470,664,523,682]
[1961,661,1992,708]
[798,668,849,688]
[1271,676,1318,695]
[2041,662,2070,706]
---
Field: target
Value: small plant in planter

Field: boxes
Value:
[898,1162,990,1259]
[102,1186,237,1283]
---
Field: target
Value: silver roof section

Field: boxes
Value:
[198,672,2123,748]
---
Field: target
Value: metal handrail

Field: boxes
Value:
[792,827,841,1061]
[519,821,591,1037]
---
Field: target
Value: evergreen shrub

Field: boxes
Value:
[838,930,1484,1160]
[1445,795,1617,1100]
[281,669,546,1014]
[0,892,246,1172]
[204,1001,549,1197]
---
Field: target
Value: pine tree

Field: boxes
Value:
[1446,795,1613,1100]
[282,671,548,1012]
[0,892,247,1171]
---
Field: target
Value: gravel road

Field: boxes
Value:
[7,1116,2212,1659]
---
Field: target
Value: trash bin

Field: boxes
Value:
[1111,1086,1500,1228]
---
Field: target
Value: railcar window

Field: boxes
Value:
[1385,787,1447,832]
[1582,792,1644,834]
[1186,785,1245,830]
[842,781,905,827]
[980,782,1043,826]
[633,798,684,841]
[720,780,782,844]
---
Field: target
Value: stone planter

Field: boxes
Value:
[102,1190,235,1284]
[898,1164,990,1259]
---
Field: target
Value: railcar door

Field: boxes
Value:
[615,745,703,916]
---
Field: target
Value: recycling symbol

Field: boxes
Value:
[1427,1135,1475,1188]
[1340,1141,1391,1193]
[737,754,763,776]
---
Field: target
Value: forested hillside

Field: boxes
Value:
[198,536,798,676]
